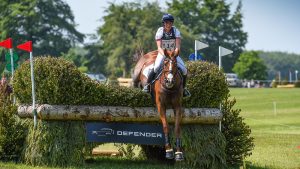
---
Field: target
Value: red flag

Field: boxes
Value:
[17,41,32,52]
[0,38,12,49]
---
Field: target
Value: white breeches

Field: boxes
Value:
[153,52,187,75]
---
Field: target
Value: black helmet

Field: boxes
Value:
[162,13,174,23]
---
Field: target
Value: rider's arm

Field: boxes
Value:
[156,40,165,56]
[155,27,165,56]
[174,27,181,56]
[174,38,181,56]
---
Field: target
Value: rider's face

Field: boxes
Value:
[164,21,173,31]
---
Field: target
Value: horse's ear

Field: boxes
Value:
[169,50,174,58]
[163,48,168,57]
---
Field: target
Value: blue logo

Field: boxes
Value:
[189,53,203,61]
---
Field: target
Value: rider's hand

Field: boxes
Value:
[174,48,180,57]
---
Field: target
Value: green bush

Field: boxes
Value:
[13,58,228,108]
[0,82,26,161]
[21,120,94,167]
[13,57,153,107]
[13,57,96,105]
[184,61,229,108]
[221,95,254,165]
[13,57,250,167]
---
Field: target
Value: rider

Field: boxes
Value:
[143,13,191,97]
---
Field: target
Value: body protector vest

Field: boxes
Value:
[161,27,176,51]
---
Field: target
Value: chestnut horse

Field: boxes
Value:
[133,50,184,161]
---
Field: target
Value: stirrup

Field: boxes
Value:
[183,88,191,97]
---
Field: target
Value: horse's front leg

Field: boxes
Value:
[173,104,184,161]
[156,101,174,159]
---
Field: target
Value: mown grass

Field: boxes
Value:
[0,157,191,169]
[230,88,300,169]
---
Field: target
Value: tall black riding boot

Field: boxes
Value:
[182,75,191,97]
[142,68,155,93]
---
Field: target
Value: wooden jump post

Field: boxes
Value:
[117,78,133,87]
[17,104,222,124]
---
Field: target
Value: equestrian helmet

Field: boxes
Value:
[162,13,174,23]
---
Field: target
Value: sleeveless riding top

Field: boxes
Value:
[155,26,181,50]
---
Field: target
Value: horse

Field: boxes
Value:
[133,49,184,161]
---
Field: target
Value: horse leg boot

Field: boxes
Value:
[165,134,174,159]
[142,68,155,93]
[182,74,191,97]
[175,138,184,161]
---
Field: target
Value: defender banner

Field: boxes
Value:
[86,122,165,145]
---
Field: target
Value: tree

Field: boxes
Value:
[98,2,163,77]
[84,41,107,74]
[97,1,196,77]
[233,51,267,80]
[259,51,300,80]
[61,47,88,73]
[0,0,84,57]
[167,0,248,72]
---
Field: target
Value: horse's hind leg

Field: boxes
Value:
[174,106,184,161]
[157,104,174,159]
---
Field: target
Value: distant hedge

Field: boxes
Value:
[295,80,300,88]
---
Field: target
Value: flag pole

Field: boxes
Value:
[9,49,14,77]
[219,46,221,70]
[194,40,197,61]
[9,48,16,104]
[219,46,222,131]
[17,41,35,128]
[29,51,37,128]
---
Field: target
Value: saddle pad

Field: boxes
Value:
[142,63,154,78]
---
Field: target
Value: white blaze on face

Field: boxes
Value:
[168,61,173,82]
[169,60,172,71]
[165,59,174,88]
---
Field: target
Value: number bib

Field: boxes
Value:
[162,39,176,50]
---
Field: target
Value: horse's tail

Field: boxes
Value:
[132,49,145,88]
[132,50,158,88]
[132,65,142,87]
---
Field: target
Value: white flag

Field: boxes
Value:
[219,46,233,57]
[195,40,209,50]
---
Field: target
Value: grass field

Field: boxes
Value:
[230,88,300,169]
[0,88,299,169]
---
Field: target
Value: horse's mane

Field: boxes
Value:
[132,50,158,86]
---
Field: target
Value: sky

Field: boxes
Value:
[64,0,300,54]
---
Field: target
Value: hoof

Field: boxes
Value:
[165,149,174,159]
[175,152,184,161]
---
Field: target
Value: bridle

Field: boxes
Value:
[161,56,178,89]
